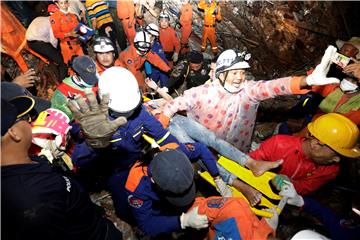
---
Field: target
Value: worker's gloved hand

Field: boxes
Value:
[271,174,290,191]
[157,112,170,128]
[306,45,340,86]
[172,52,179,62]
[39,139,65,163]
[161,87,169,93]
[264,208,279,231]
[180,206,209,229]
[67,90,127,148]
[279,180,304,207]
[145,77,158,90]
[214,176,232,197]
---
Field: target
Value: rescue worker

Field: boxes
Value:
[68,67,231,224]
[158,11,180,68]
[179,0,193,54]
[119,30,171,89]
[197,0,221,54]
[116,0,136,46]
[144,23,170,88]
[1,98,124,240]
[311,61,360,124]
[93,36,121,75]
[278,40,360,135]
[250,113,360,195]
[26,4,68,80]
[124,149,279,238]
[167,50,212,95]
[50,0,84,64]
[68,67,179,223]
[51,55,99,121]
[86,0,119,57]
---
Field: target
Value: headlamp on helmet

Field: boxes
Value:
[93,36,115,53]
[159,11,170,21]
[134,31,152,56]
[145,23,160,37]
[215,49,251,77]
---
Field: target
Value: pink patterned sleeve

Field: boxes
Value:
[163,87,200,118]
[244,76,294,102]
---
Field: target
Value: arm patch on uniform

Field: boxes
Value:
[51,19,55,24]
[185,143,195,151]
[128,195,143,208]
[207,198,227,208]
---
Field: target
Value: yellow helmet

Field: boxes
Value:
[307,113,360,158]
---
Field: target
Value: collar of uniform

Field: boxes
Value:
[1,156,52,177]
[298,137,313,163]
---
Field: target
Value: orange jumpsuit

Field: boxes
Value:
[1,3,29,72]
[118,45,171,87]
[197,0,221,54]
[96,58,122,75]
[192,197,274,240]
[179,3,193,54]
[50,11,84,64]
[117,0,136,45]
[159,27,180,68]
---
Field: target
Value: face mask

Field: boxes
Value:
[340,79,358,93]
[72,75,93,88]
[223,82,243,94]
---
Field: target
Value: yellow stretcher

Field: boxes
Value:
[200,156,287,218]
[141,134,286,218]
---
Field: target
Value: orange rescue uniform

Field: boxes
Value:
[96,58,122,75]
[179,3,193,53]
[197,0,221,54]
[50,11,84,64]
[118,45,171,87]
[159,26,180,68]
[117,0,136,45]
[192,197,274,240]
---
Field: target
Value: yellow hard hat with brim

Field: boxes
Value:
[307,113,360,158]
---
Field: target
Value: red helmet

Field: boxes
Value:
[47,4,59,14]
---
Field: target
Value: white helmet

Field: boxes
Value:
[145,23,160,37]
[93,36,115,53]
[290,230,330,240]
[159,11,170,21]
[134,30,152,55]
[215,49,251,77]
[98,67,141,117]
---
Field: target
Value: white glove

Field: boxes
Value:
[180,206,209,229]
[39,140,65,163]
[172,52,179,62]
[160,87,169,93]
[306,45,340,86]
[214,177,233,197]
[279,180,304,207]
[264,208,279,231]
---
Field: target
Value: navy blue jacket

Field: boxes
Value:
[1,156,122,240]
[124,142,219,237]
[71,106,178,170]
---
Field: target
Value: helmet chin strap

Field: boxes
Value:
[220,71,242,94]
